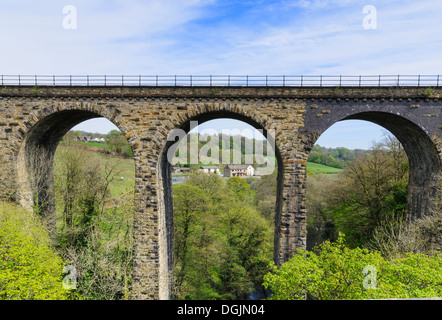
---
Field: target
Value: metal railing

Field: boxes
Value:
[0,75,440,87]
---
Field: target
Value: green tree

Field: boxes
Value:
[326,155,341,168]
[218,202,273,299]
[172,172,274,300]
[263,234,442,300]
[306,173,338,250]
[186,171,226,201]
[173,183,212,295]
[326,135,409,247]
[253,171,277,221]
[308,151,322,164]
[227,177,253,203]
[53,145,133,300]
[0,202,70,300]
[106,130,132,157]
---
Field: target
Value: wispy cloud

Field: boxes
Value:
[0,0,216,73]
[3,0,441,145]
[1,0,441,75]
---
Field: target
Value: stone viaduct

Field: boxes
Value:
[0,84,440,299]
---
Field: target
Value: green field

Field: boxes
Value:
[106,155,135,198]
[55,145,135,201]
[307,162,342,174]
[84,141,111,150]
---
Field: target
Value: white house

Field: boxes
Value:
[200,166,221,175]
[223,164,255,177]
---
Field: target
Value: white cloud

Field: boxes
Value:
[3,0,441,145]
[2,0,441,75]
[0,0,216,74]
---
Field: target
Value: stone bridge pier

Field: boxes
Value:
[0,85,440,299]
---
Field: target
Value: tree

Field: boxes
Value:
[306,173,338,250]
[338,147,349,159]
[326,155,341,168]
[0,202,70,300]
[368,172,442,258]
[53,144,132,300]
[328,135,409,247]
[106,130,132,157]
[253,171,277,221]
[173,183,212,295]
[308,151,322,164]
[263,234,442,300]
[218,202,272,299]
[172,172,274,300]
[227,177,253,203]
[186,171,225,201]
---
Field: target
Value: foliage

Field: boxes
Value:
[106,130,133,158]
[172,133,275,168]
[252,171,277,221]
[263,234,442,300]
[308,145,366,169]
[0,202,70,300]
[227,177,253,203]
[173,172,273,300]
[368,214,442,260]
[306,134,410,249]
[53,144,134,300]
[306,173,338,250]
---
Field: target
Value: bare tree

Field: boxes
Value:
[53,143,134,299]
[368,173,441,258]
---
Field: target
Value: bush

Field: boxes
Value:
[263,234,442,300]
[0,202,69,300]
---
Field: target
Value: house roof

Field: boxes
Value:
[225,164,253,169]
[200,166,219,169]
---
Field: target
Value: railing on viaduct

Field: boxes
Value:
[1,74,441,87]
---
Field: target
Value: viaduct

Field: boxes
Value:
[0,78,440,299]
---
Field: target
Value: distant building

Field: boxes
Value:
[173,167,191,174]
[76,135,92,142]
[223,164,254,177]
[92,137,105,142]
[200,166,221,175]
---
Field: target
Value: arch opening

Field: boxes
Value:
[18,110,102,226]
[159,113,282,300]
[343,112,440,220]
[17,110,136,299]
[305,112,440,250]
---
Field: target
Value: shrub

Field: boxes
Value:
[263,234,442,300]
[0,202,69,300]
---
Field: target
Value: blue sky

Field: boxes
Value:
[2,0,441,149]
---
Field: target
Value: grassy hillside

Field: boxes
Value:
[106,155,135,198]
[307,162,342,174]
[54,145,135,202]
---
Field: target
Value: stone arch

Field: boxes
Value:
[307,111,441,220]
[157,109,284,299]
[16,104,133,231]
